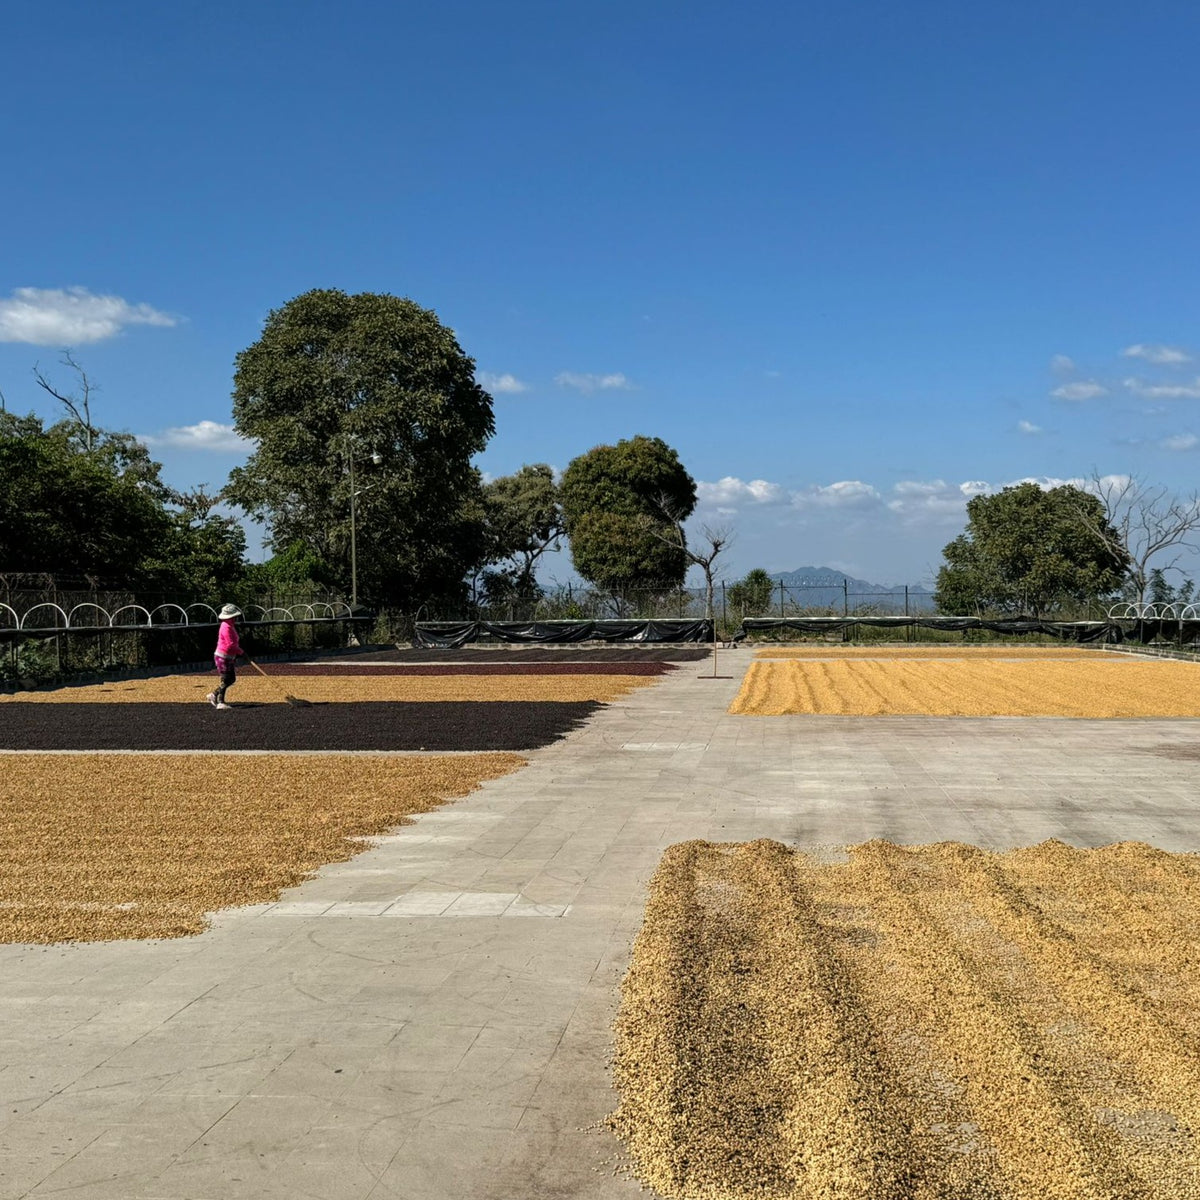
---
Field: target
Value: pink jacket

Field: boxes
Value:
[215,620,242,659]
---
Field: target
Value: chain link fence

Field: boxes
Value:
[428,581,1122,645]
[444,581,937,624]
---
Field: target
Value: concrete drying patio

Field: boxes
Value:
[2,654,1199,1199]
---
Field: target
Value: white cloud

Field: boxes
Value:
[554,371,631,392]
[887,479,988,524]
[793,480,882,509]
[1123,376,1200,400]
[477,371,527,394]
[0,286,177,345]
[1162,433,1199,452]
[1049,354,1076,375]
[1005,474,1136,495]
[697,476,786,505]
[1017,419,1043,434]
[143,421,248,452]
[1008,474,1075,489]
[1051,381,1107,401]
[1122,343,1192,365]
[892,479,948,497]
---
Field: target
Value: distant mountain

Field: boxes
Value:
[767,566,934,612]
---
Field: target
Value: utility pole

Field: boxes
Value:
[347,432,358,609]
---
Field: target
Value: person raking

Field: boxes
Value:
[207,604,244,709]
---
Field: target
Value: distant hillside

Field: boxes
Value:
[767,566,934,612]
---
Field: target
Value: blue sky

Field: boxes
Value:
[3,1,1198,587]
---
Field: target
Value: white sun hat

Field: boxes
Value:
[218,604,243,620]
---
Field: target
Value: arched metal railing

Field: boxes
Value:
[1108,601,1194,621]
[109,605,153,627]
[67,602,110,627]
[3,598,366,634]
[19,603,69,630]
[151,604,190,625]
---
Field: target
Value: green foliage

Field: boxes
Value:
[0,411,253,598]
[934,483,1129,616]
[0,641,61,688]
[1148,568,1196,608]
[727,567,775,616]
[142,487,248,598]
[226,288,495,609]
[559,435,696,597]
[1149,568,1171,606]
[242,541,336,593]
[482,464,563,603]
[0,413,173,581]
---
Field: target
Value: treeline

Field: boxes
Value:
[0,411,248,598]
[933,480,1200,617]
[1,289,724,615]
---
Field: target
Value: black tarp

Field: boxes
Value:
[413,619,715,648]
[734,617,1121,643]
[1124,619,1200,645]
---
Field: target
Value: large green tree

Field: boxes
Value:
[934,482,1129,616]
[559,435,696,602]
[226,289,495,608]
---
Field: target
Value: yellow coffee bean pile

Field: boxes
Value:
[0,753,523,943]
[611,838,1200,1199]
[756,645,1099,659]
[730,658,1200,717]
[0,673,652,705]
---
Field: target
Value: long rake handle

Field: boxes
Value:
[244,657,313,707]
[245,657,291,700]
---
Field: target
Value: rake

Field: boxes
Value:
[246,658,314,708]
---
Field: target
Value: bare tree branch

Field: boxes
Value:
[644,491,733,623]
[33,349,98,452]
[1078,471,1200,602]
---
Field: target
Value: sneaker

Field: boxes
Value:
[206,693,217,707]
[215,702,231,710]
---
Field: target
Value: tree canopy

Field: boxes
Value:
[728,567,775,617]
[226,288,495,608]
[559,435,696,600]
[480,464,563,605]
[934,482,1130,616]
[0,412,245,595]
[1,411,167,581]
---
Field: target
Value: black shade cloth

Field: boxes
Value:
[413,619,715,648]
[1125,619,1200,644]
[734,617,1122,643]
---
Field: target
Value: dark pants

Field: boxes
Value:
[214,655,237,702]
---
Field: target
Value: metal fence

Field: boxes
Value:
[0,574,365,687]
[457,581,939,625]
